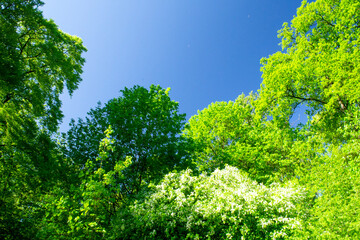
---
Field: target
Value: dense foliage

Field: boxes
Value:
[0,0,86,238]
[258,0,360,141]
[111,166,304,239]
[1,0,359,239]
[183,93,296,183]
[257,0,360,238]
[66,84,191,194]
[34,85,191,239]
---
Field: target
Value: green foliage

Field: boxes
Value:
[184,93,296,183]
[2,0,359,238]
[257,0,360,141]
[0,0,86,238]
[34,85,191,238]
[294,140,360,239]
[66,85,191,194]
[36,127,133,239]
[111,166,305,240]
[256,1,360,238]
[74,127,132,238]
[0,0,86,133]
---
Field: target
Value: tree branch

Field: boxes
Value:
[122,182,132,195]
[19,36,32,55]
[315,12,335,28]
[22,51,43,60]
[18,28,33,40]
[285,89,326,105]
[23,64,48,76]
[2,93,13,104]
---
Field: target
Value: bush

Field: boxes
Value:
[110,166,304,239]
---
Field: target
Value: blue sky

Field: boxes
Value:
[42,0,302,132]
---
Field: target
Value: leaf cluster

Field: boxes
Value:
[111,166,304,240]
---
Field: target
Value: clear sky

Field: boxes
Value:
[41,0,302,132]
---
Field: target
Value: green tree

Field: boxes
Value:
[256,0,360,238]
[111,166,305,240]
[295,141,360,239]
[45,85,192,238]
[66,85,190,193]
[184,93,296,183]
[257,0,360,142]
[0,0,86,133]
[0,0,86,238]
[36,127,132,239]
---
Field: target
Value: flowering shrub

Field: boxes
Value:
[111,166,304,239]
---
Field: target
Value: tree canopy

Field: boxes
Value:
[1,0,360,239]
[34,85,192,238]
[0,0,86,133]
[257,0,360,141]
[66,85,191,192]
[0,0,86,238]
[256,0,360,238]
[184,93,296,183]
